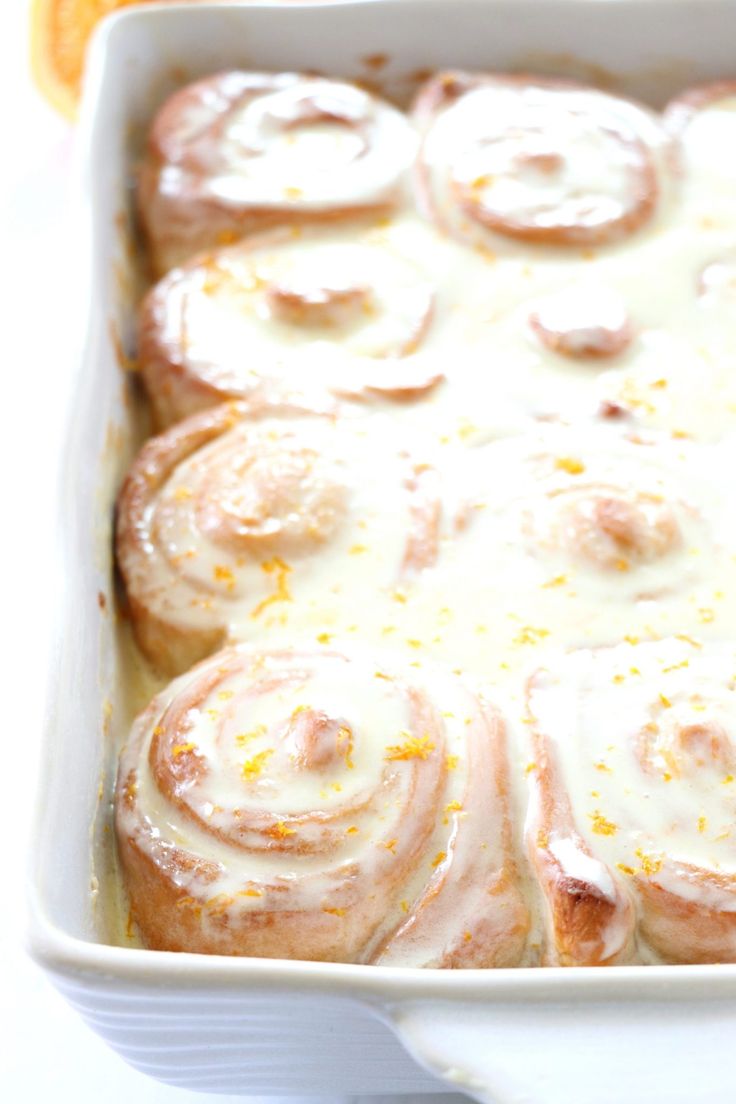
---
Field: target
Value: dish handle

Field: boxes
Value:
[385,994,736,1104]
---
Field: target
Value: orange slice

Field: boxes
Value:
[31,0,166,119]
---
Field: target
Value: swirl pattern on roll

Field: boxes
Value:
[460,425,720,605]
[115,401,448,676]
[413,72,667,250]
[139,220,441,427]
[138,72,419,275]
[526,639,736,964]
[115,645,529,964]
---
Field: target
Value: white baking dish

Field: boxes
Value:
[27,2,736,1101]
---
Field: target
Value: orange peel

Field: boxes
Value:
[30,0,185,119]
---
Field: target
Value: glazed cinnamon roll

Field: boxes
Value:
[138,72,419,275]
[397,424,736,680]
[465,426,717,605]
[665,82,736,188]
[527,639,736,964]
[413,72,666,251]
[115,402,447,676]
[138,220,440,428]
[115,645,529,965]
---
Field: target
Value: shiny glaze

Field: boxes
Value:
[138,72,418,275]
[115,75,736,965]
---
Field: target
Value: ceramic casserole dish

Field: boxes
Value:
[28,2,736,1101]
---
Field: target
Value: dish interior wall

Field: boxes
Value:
[39,0,736,946]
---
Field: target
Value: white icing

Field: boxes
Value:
[548,837,616,900]
[120,75,736,965]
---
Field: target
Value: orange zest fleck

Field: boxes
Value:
[214,564,236,590]
[235,725,267,747]
[513,625,550,646]
[337,724,355,769]
[555,456,585,475]
[171,742,196,758]
[443,799,461,825]
[385,733,436,761]
[635,848,663,876]
[251,557,293,618]
[242,749,274,782]
[542,574,568,589]
[589,811,618,836]
[675,633,702,649]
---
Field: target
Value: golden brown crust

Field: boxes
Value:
[115,399,448,676]
[371,703,530,967]
[137,71,414,276]
[526,674,636,966]
[636,865,736,964]
[664,81,736,136]
[137,230,441,429]
[115,647,528,964]
[115,403,244,675]
[413,70,661,248]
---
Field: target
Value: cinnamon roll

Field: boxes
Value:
[526,639,736,964]
[413,72,666,251]
[665,82,736,188]
[138,220,440,428]
[464,426,718,604]
[529,286,633,360]
[138,72,419,275]
[396,425,736,682]
[115,402,447,676]
[115,645,529,965]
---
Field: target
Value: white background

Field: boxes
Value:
[0,3,459,1102]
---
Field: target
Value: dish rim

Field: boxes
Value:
[27,0,736,1004]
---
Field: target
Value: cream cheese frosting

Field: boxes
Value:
[115,72,736,966]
